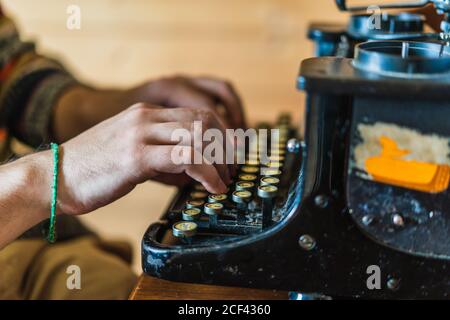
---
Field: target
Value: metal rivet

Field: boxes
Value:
[362,215,374,226]
[392,214,405,227]
[314,195,329,209]
[387,277,400,291]
[299,235,316,251]
[287,138,301,153]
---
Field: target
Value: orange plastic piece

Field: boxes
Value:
[365,136,449,193]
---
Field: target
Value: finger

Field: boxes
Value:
[191,77,246,129]
[140,145,228,194]
[142,121,231,184]
[142,108,234,181]
[167,81,217,111]
[151,173,191,187]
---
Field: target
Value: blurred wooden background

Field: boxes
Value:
[3,0,346,271]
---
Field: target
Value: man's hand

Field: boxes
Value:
[54,76,246,142]
[0,103,233,248]
[53,103,231,215]
[131,76,246,129]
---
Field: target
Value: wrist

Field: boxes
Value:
[3,151,53,223]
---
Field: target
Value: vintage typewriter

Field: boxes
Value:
[142,0,450,299]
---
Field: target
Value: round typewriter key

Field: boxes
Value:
[273,143,286,149]
[235,181,255,191]
[194,184,206,191]
[232,190,252,204]
[261,169,282,177]
[258,185,278,198]
[238,174,258,182]
[247,155,259,162]
[246,159,260,166]
[208,194,227,203]
[269,155,285,162]
[182,208,202,221]
[172,221,198,238]
[190,191,208,199]
[263,162,283,169]
[261,176,280,186]
[186,199,205,209]
[204,202,224,215]
[270,149,286,156]
[241,166,259,174]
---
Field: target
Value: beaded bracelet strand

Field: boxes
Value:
[46,142,59,243]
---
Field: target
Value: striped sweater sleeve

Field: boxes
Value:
[0,8,79,149]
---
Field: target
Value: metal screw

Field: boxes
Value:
[299,234,316,251]
[314,195,329,209]
[392,214,405,227]
[362,215,375,226]
[287,138,301,153]
[387,277,401,291]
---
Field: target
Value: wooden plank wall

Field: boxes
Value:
[3,0,347,126]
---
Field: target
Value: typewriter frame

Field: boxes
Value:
[142,2,450,299]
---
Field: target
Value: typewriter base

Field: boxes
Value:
[142,199,450,299]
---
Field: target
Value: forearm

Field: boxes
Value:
[0,152,52,248]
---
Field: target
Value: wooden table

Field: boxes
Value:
[129,275,289,300]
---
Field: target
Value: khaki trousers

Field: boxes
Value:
[0,236,137,299]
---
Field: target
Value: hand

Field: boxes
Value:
[46,103,232,216]
[131,76,246,129]
[54,76,246,142]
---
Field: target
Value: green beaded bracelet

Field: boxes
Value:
[47,142,59,243]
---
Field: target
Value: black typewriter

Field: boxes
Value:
[142,0,450,299]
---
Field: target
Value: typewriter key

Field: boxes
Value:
[232,190,252,224]
[273,143,286,150]
[263,162,283,169]
[257,185,278,198]
[194,184,206,191]
[172,221,198,238]
[246,159,260,166]
[241,166,259,174]
[261,169,282,177]
[258,185,278,228]
[270,149,286,156]
[236,181,255,191]
[269,155,285,162]
[232,190,252,204]
[238,174,258,182]
[182,208,202,221]
[204,203,223,227]
[208,194,227,203]
[261,176,280,186]
[204,202,224,215]
[186,199,205,209]
[190,191,208,199]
